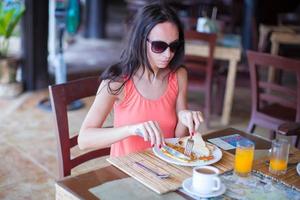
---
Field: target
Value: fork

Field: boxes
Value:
[184,135,194,157]
[134,161,170,179]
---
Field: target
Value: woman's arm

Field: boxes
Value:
[175,67,204,138]
[175,67,189,138]
[78,79,165,150]
[78,80,131,150]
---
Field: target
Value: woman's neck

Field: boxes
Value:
[136,66,167,83]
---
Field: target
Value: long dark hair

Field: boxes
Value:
[101,2,185,95]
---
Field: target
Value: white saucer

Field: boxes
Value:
[182,178,226,198]
[297,163,300,176]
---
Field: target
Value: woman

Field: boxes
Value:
[78,3,203,157]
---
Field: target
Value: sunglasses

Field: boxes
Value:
[147,39,181,54]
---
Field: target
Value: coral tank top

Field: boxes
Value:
[110,72,178,157]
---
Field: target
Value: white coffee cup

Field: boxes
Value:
[192,166,221,194]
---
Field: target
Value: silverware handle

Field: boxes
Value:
[134,161,160,176]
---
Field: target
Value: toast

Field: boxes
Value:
[178,134,211,157]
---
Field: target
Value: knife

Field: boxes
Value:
[161,145,192,161]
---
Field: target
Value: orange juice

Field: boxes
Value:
[269,139,290,175]
[270,158,287,173]
[234,146,254,177]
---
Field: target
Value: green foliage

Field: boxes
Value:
[0,0,25,57]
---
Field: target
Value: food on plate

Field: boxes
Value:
[163,134,215,162]
[179,133,210,156]
[163,142,198,161]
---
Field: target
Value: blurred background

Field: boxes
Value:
[0,0,300,199]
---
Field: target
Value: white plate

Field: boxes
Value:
[182,177,226,198]
[297,163,300,176]
[152,138,222,166]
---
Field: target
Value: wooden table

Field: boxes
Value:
[258,24,300,52]
[55,128,271,200]
[185,38,242,125]
[270,31,300,54]
[258,24,300,82]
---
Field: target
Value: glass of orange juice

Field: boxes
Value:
[234,140,255,177]
[269,138,290,175]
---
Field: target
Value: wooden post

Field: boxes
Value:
[84,0,107,38]
[21,0,49,90]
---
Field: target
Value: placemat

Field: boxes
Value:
[253,147,300,191]
[222,170,300,200]
[89,177,185,200]
[107,149,234,194]
[179,170,300,200]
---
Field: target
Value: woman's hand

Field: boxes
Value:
[178,110,204,135]
[128,121,165,147]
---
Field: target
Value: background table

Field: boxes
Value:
[185,37,242,125]
[258,24,300,82]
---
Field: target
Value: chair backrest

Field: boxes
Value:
[49,76,110,179]
[184,30,217,82]
[247,51,300,122]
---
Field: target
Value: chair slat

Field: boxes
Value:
[70,135,78,148]
[260,93,296,109]
[258,81,296,97]
[71,148,111,169]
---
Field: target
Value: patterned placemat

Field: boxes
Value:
[179,170,300,200]
[253,148,300,191]
[107,149,234,194]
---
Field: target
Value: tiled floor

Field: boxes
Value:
[0,90,112,199]
[0,83,273,199]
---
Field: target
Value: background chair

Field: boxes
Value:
[247,51,300,143]
[49,76,110,179]
[184,30,217,128]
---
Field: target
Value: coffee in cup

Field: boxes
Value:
[192,166,221,194]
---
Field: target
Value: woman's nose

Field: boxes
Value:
[163,47,171,58]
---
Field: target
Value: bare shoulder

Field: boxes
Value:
[98,79,124,92]
[97,79,125,101]
[175,67,188,89]
[176,67,187,78]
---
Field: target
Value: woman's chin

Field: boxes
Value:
[157,63,169,69]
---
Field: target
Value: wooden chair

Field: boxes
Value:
[49,76,110,179]
[247,51,300,142]
[184,30,217,128]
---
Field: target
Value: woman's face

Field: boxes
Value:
[146,21,179,72]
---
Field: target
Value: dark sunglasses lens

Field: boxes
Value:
[151,41,168,53]
[169,41,181,52]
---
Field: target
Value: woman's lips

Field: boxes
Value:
[160,60,169,65]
